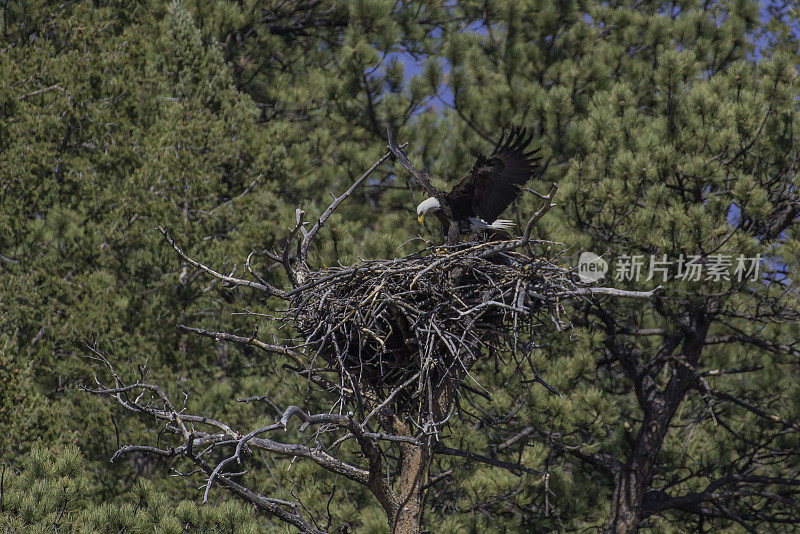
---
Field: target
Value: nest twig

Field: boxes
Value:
[288,241,574,427]
[157,144,660,435]
[88,143,662,525]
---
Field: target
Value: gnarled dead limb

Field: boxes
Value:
[300,148,401,266]
[157,226,288,299]
[566,285,663,298]
[178,325,305,370]
[386,125,440,200]
[110,148,667,534]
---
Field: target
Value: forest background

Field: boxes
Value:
[1,0,799,532]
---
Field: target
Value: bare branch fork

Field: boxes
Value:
[299,146,404,269]
[101,145,664,533]
[157,225,289,299]
[83,392,337,532]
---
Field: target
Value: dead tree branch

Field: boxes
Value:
[95,150,664,533]
[157,226,288,299]
[386,124,440,199]
[300,147,402,266]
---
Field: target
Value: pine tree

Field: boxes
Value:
[396,1,800,531]
[3,0,798,532]
[0,0,312,507]
[1,0,443,530]
[0,446,258,533]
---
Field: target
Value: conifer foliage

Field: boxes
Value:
[1,0,799,532]
[409,2,800,532]
[1,446,257,532]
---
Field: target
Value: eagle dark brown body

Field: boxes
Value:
[414,127,542,243]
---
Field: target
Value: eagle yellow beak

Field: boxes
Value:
[417,214,425,225]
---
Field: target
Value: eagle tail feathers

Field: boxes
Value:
[488,219,515,231]
[468,218,515,232]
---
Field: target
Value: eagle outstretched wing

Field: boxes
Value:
[449,126,542,223]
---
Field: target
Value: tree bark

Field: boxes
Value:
[607,461,647,533]
[388,442,430,533]
[606,415,664,534]
[606,313,711,533]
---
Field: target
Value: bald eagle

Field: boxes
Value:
[413,127,542,240]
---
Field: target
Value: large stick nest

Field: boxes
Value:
[290,240,578,419]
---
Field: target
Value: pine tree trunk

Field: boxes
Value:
[606,468,644,534]
[606,320,711,533]
[389,442,430,534]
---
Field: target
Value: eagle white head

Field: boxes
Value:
[416,197,441,225]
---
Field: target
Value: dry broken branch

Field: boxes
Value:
[104,152,666,533]
[300,147,402,266]
[386,124,440,199]
[157,226,288,299]
[518,182,559,247]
